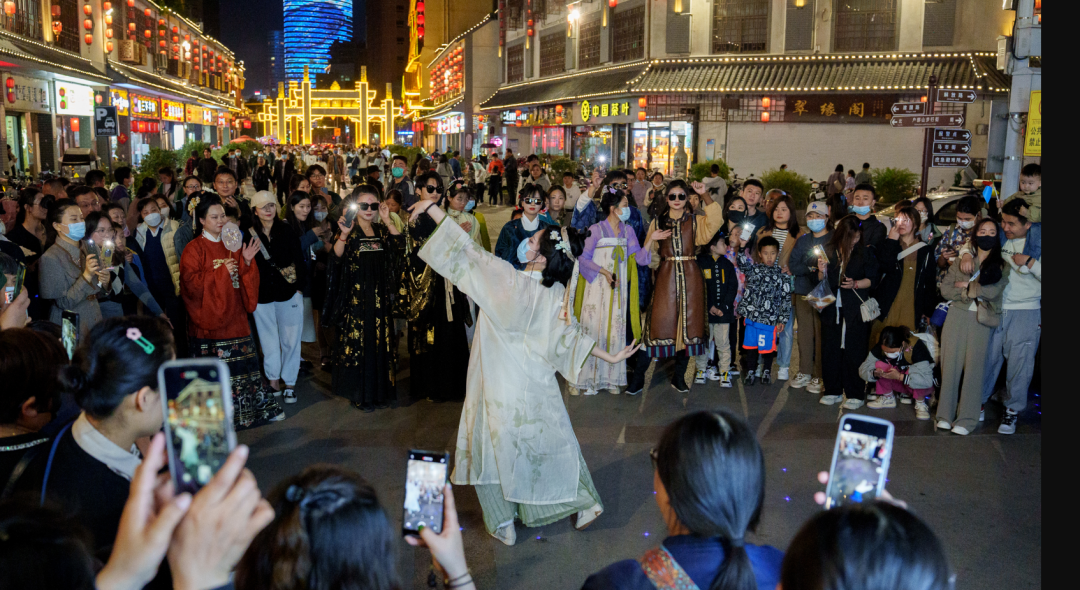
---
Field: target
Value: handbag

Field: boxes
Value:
[975,300,1001,328]
[851,288,881,322]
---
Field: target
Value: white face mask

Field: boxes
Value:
[957,219,975,230]
[885,350,902,359]
[919,211,928,223]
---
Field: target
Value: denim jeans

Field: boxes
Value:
[776,308,795,369]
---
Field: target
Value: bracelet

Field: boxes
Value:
[446,574,473,589]
[424,202,437,215]
[444,570,471,586]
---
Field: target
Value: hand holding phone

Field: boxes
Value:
[403,449,449,536]
[158,359,237,495]
[739,223,754,241]
[343,203,359,227]
[822,415,894,509]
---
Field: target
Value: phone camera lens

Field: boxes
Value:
[210,371,217,378]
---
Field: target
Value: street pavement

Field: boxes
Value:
[238,202,1041,590]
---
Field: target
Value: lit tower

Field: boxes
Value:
[283,0,353,82]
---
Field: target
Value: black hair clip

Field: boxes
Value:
[286,484,306,503]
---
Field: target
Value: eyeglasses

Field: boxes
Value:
[523,197,543,205]
[424,184,444,194]
[667,192,687,201]
[309,173,325,179]
[649,447,659,469]
[356,202,377,211]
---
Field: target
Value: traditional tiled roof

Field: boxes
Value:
[478,60,649,110]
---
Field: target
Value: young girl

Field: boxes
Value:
[405,194,640,546]
[859,325,936,418]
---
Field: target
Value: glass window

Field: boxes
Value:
[531,127,567,155]
[507,43,525,83]
[611,5,645,63]
[834,0,898,52]
[579,13,601,69]
[712,0,769,54]
[540,29,566,77]
[572,125,612,167]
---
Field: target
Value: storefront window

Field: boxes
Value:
[631,121,694,177]
[531,127,566,156]
[572,125,612,167]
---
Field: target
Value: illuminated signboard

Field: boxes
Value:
[109,89,130,116]
[161,99,185,122]
[55,82,95,116]
[4,74,50,113]
[436,113,464,134]
[130,94,160,119]
[217,111,226,127]
[579,99,631,122]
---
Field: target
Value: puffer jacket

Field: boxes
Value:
[134,219,181,295]
[858,336,935,390]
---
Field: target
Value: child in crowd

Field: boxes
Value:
[1001,163,1041,222]
[858,325,936,419]
[729,234,791,385]
[694,229,738,388]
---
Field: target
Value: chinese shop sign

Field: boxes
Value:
[109,89,130,117]
[130,94,160,119]
[161,99,185,122]
[4,74,50,113]
[785,94,900,124]
[580,99,631,122]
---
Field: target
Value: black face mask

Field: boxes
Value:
[974,235,998,251]
[728,210,745,225]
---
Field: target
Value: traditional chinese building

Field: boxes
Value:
[477,0,1016,186]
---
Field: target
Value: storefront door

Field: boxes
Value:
[5,114,26,174]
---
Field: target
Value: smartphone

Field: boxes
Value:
[61,311,79,360]
[343,202,359,227]
[101,240,115,269]
[11,263,25,300]
[402,449,449,536]
[158,359,237,495]
[823,415,894,509]
[740,223,754,241]
[86,238,101,262]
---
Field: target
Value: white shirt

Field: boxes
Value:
[1001,236,1041,310]
[71,412,141,481]
[521,214,540,231]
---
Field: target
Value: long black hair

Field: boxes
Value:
[235,465,402,590]
[828,214,863,264]
[192,192,224,235]
[599,186,627,217]
[14,186,46,226]
[780,502,952,590]
[655,410,764,590]
[285,191,315,236]
[536,226,587,288]
[972,217,1005,286]
[59,316,174,420]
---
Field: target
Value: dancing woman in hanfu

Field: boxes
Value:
[407,195,640,547]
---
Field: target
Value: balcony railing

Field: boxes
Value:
[52,0,80,53]
[0,0,44,40]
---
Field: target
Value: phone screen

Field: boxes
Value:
[159,360,236,495]
[61,311,79,360]
[343,204,359,227]
[824,416,893,509]
[403,450,448,535]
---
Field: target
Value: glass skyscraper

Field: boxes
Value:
[283,0,353,82]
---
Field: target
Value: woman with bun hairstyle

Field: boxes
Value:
[180,193,285,429]
[14,316,174,562]
[642,179,724,393]
[406,192,641,546]
[583,410,782,589]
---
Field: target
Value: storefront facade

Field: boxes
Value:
[2,73,52,175]
[160,99,186,150]
[129,93,162,166]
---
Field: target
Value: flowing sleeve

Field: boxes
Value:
[694,200,724,245]
[546,315,599,383]
[238,251,260,313]
[493,222,521,269]
[124,261,164,315]
[179,241,207,318]
[577,223,603,283]
[626,223,650,266]
[418,218,538,333]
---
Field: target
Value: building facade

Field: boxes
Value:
[0,0,243,175]
[479,0,1015,188]
[282,0,352,82]
[268,29,286,92]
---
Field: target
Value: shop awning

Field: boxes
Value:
[630,52,1009,94]
[0,29,112,84]
[107,59,238,112]
[421,96,465,121]
[479,60,649,111]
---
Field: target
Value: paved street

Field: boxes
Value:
[239,202,1041,590]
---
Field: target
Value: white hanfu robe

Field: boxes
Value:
[418,218,597,505]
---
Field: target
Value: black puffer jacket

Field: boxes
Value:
[874,238,938,320]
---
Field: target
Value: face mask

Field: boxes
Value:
[919,211,929,223]
[516,237,535,264]
[885,350,902,360]
[975,235,998,251]
[65,222,86,241]
[850,204,871,216]
[728,210,745,225]
[957,219,975,230]
[807,218,826,233]
[143,212,162,227]
[464,200,476,212]
[617,206,630,222]
[392,167,404,178]
[314,211,328,222]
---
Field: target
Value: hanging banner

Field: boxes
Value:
[1023,90,1041,157]
[55,82,95,116]
[3,74,51,113]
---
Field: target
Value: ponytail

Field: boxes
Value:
[710,537,756,590]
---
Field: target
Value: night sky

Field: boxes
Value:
[218,0,283,97]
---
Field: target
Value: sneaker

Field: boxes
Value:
[626,387,642,396]
[744,372,757,386]
[490,522,516,546]
[979,405,985,422]
[998,410,1018,435]
[899,393,913,405]
[573,503,603,531]
[761,369,772,385]
[608,388,621,395]
[694,370,706,385]
[269,410,286,421]
[842,398,865,410]
[790,373,812,389]
[584,388,599,396]
[706,366,721,381]
[283,388,297,404]
[671,376,690,393]
[867,394,896,409]
[914,400,931,420]
[936,420,952,430]
[819,394,843,405]
[568,387,580,396]
[951,425,970,436]
[866,393,880,402]
[777,367,790,381]
[807,378,823,394]
[728,364,740,376]
[755,363,763,377]
[720,372,732,388]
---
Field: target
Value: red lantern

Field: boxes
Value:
[760,111,770,123]
[638,97,647,108]
[52,20,62,34]
[515,110,522,117]
[105,14,112,24]
[761,96,771,109]
[920,95,928,103]
[84,33,93,43]
[128,22,135,31]
[171,25,178,33]
[172,35,178,42]
[5,77,12,89]
[556,104,564,113]
[144,29,150,37]
[106,40,113,51]
[70,118,80,133]
[103,1,110,9]
[5,92,12,103]
[527,18,533,26]
[417,25,424,37]
[82,3,91,15]
[143,7,150,16]
[527,28,533,36]
[126,0,132,6]
[83,18,92,30]
[637,110,646,121]
[184,34,189,41]
[555,115,563,124]
[157,18,164,25]
[105,28,112,38]
[416,0,424,11]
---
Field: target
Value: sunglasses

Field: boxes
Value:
[424,184,444,194]
[667,192,687,201]
[610,182,628,190]
[523,197,543,205]
[356,202,377,211]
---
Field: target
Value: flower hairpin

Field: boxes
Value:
[549,229,561,241]
[605,185,619,195]
[555,241,571,255]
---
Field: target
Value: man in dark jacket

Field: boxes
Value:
[502,151,518,205]
[695,229,738,387]
[196,148,218,185]
[849,183,887,253]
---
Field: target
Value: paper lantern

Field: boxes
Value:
[106,40,113,51]
[105,28,112,38]
[417,13,424,25]
[638,97,647,108]
[760,111,770,123]
[515,110,522,117]
[126,0,132,6]
[5,77,12,89]
[761,96,771,109]
[128,22,135,31]
[184,34,189,41]
[84,33,93,44]
[83,18,93,30]
[416,0,424,11]
[143,7,150,15]
[103,2,110,10]
[172,25,178,33]
[555,115,563,124]
[5,92,13,103]
[637,110,646,121]
[104,14,111,24]
[157,18,164,25]
[417,25,424,37]
[70,118,80,133]
[52,20,62,34]
[3,2,14,15]
[556,104,564,114]
[608,0,617,6]
[144,29,151,37]
[51,3,60,16]
[82,3,91,15]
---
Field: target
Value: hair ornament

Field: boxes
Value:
[286,484,306,503]
[125,327,156,354]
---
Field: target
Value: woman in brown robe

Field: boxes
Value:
[644,180,724,392]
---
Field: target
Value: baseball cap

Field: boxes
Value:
[806,201,828,216]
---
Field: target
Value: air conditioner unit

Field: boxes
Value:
[154,52,169,70]
[119,40,146,65]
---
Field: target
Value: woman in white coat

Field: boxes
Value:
[408,195,640,547]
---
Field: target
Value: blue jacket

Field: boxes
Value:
[494,217,556,270]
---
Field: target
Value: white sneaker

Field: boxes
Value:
[720,372,732,388]
[807,378,823,394]
[705,366,721,381]
[867,394,896,409]
[584,388,598,396]
[819,394,843,405]
[914,400,931,420]
[842,398,865,410]
[569,387,580,396]
[899,393,913,405]
[283,388,297,404]
[936,420,952,430]
[694,370,706,385]
[490,522,516,546]
[573,503,603,531]
[608,388,620,395]
[951,425,970,436]
[790,373,812,389]
[777,367,790,381]
[997,409,1018,435]
[866,393,880,402]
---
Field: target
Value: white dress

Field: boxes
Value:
[418,219,597,504]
